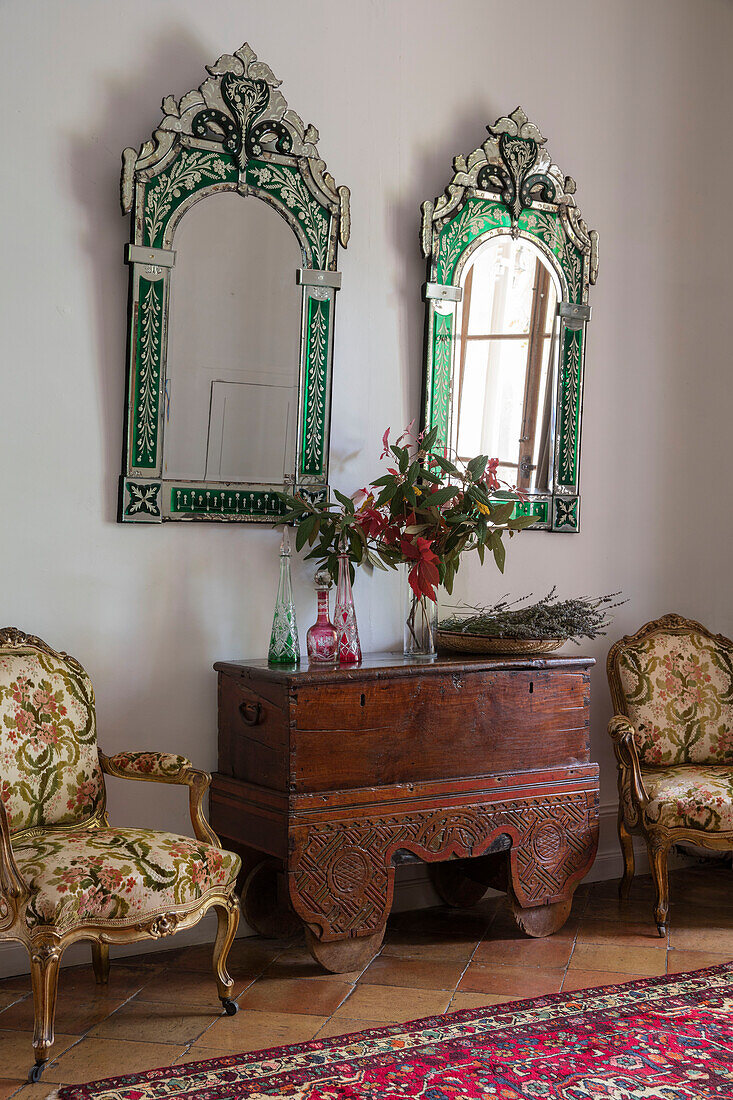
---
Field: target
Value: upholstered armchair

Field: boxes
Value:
[607,613,733,936]
[0,628,242,1082]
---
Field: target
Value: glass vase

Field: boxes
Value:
[402,564,438,659]
[334,546,361,665]
[306,569,338,664]
[268,528,300,665]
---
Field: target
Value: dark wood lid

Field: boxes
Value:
[214,650,595,683]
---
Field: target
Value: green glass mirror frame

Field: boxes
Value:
[118,43,350,523]
[420,107,598,532]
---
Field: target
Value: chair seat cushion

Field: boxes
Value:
[642,765,733,831]
[13,826,241,930]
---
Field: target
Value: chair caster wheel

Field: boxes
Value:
[221,998,238,1015]
[28,1061,45,1083]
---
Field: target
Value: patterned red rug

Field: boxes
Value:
[54,964,733,1100]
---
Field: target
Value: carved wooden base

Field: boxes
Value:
[241,858,301,940]
[305,926,385,973]
[509,892,573,937]
[288,789,597,945]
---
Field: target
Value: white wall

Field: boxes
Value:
[2,0,733,971]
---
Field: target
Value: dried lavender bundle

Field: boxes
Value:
[440,588,625,644]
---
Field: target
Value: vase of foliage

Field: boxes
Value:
[276,424,534,657]
[401,563,439,657]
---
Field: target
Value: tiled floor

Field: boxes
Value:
[0,864,731,1096]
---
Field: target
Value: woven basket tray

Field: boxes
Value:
[436,631,564,655]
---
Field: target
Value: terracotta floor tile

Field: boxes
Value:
[457,964,563,998]
[582,897,657,924]
[259,945,363,983]
[0,1029,79,1079]
[487,910,580,945]
[380,935,478,963]
[668,920,733,954]
[187,1011,328,1055]
[0,988,131,1034]
[666,949,732,974]
[135,965,251,1006]
[472,935,573,969]
[175,938,283,979]
[561,970,646,993]
[45,1036,187,1085]
[3,1082,62,1100]
[0,1081,25,1100]
[359,956,466,991]
[89,999,221,1044]
[333,985,451,1023]
[576,917,668,948]
[0,1081,62,1100]
[315,1017,396,1040]
[568,943,666,976]
[237,977,352,1016]
[448,992,516,1011]
[587,877,655,901]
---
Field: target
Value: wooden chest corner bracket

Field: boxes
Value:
[210,653,599,972]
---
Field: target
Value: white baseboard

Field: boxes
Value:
[0,803,696,979]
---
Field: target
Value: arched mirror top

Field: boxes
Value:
[118,43,350,524]
[420,107,598,533]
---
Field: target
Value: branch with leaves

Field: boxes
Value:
[277,425,535,599]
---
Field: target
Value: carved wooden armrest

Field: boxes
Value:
[0,799,30,929]
[608,715,649,809]
[99,750,220,847]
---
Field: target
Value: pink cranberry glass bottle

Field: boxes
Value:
[334,540,362,665]
[306,569,338,664]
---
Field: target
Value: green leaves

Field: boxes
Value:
[271,427,535,590]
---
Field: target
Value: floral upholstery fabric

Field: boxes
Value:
[106,751,192,778]
[617,630,733,766]
[12,827,241,930]
[0,648,104,833]
[642,765,733,832]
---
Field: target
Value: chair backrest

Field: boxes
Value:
[0,629,105,834]
[607,613,733,767]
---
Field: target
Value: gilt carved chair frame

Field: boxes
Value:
[0,628,240,1081]
[607,613,733,936]
[119,43,350,523]
[420,107,598,531]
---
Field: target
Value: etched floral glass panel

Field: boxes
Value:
[450,236,559,493]
[164,193,302,485]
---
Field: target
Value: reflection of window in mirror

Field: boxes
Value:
[451,237,559,493]
[164,192,303,485]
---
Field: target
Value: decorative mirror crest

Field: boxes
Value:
[118,43,349,523]
[420,107,598,533]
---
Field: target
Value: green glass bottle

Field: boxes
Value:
[268,528,300,664]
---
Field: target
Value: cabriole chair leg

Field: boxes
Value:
[618,814,635,900]
[647,835,670,936]
[213,897,240,1015]
[92,941,110,985]
[29,941,62,1082]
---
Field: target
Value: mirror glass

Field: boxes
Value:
[164,193,303,484]
[450,236,559,493]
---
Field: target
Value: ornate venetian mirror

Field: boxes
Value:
[420,108,597,532]
[118,43,350,523]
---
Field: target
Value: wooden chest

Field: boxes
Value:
[210,653,598,972]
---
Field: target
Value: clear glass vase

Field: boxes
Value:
[402,564,438,659]
[334,545,361,665]
[268,528,300,665]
